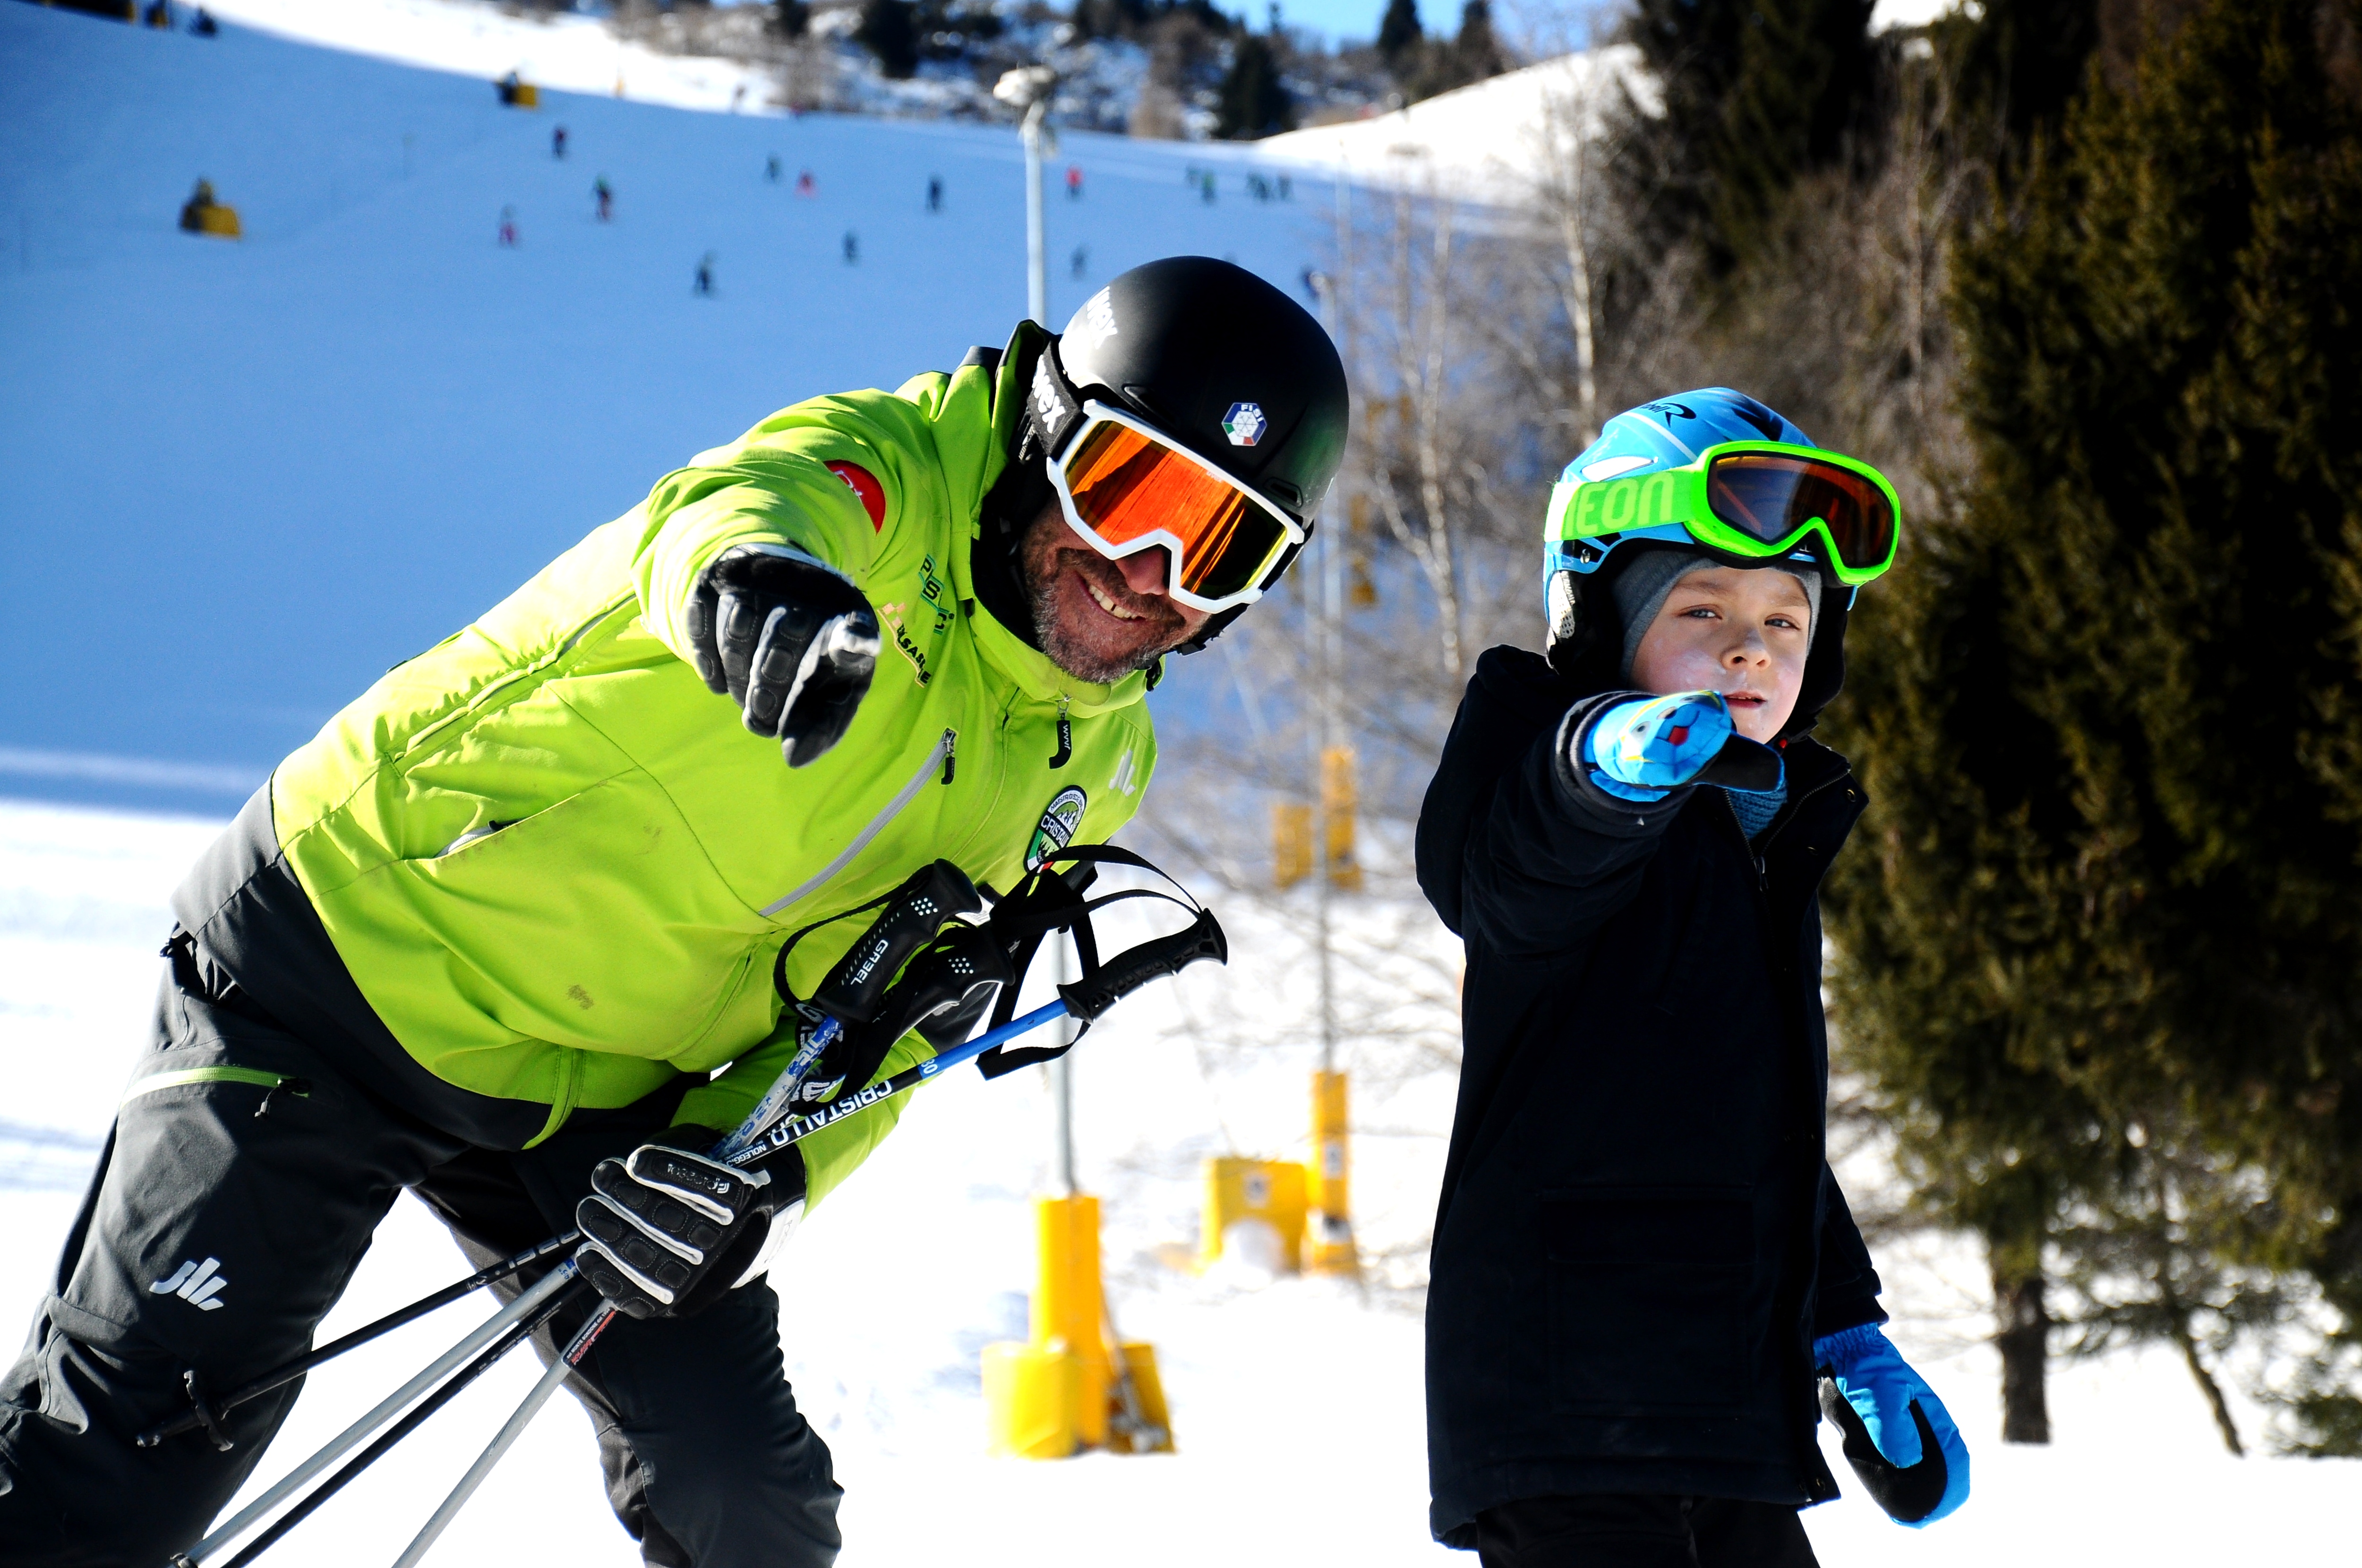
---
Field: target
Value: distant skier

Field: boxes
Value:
[498,205,519,247]
[842,230,858,264]
[497,70,524,108]
[694,251,715,295]
[1299,265,1324,305]
[0,256,1348,1568]
[188,7,216,35]
[594,176,614,222]
[768,153,783,183]
[1070,244,1088,280]
[143,0,171,29]
[1200,170,1216,204]
[553,125,568,160]
[927,174,942,212]
[1278,174,1292,200]
[176,178,218,233]
[1065,164,1083,200]
[796,169,817,196]
[1417,391,1969,1566]
[732,83,747,113]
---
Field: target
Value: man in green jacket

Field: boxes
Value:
[0,257,1349,1567]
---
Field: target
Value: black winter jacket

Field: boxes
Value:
[1415,645,1884,1548]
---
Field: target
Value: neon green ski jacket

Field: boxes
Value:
[269,331,1156,1206]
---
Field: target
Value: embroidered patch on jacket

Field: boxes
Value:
[1026,786,1088,872]
[826,461,887,529]
[877,555,953,687]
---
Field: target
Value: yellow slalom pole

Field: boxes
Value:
[1307,1070,1359,1275]
[1032,1193,1112,1448]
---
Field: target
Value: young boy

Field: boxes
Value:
[1415,391,1971,1566]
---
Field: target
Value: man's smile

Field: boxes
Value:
[1082,573,1148,622]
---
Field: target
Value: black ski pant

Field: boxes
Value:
[1474,1494,1820,1568]
[0,951,842,1568]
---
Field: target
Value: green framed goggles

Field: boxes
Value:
[1545,440,1903,588]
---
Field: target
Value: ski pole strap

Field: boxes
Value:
[973,844,1224,1080]
[770,859,982,1023]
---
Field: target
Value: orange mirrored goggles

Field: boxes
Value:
[1046,401,1306,613]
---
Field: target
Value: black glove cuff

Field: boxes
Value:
[705,545,870,620]
[657,1125,808,1216]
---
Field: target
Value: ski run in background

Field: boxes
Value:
[1,3,2354,1562]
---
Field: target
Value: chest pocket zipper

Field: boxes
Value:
[760,729,957,918]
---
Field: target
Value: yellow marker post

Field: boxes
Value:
[1321,745,1362,891]
[1200,1156,1307,1272]
[983,1342,1077,1458]
[1306,1070,1359,1274]
[1032,1194,1111,1449]
[1272,800,1311,889]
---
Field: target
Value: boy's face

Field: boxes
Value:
[1629,566,1814,742]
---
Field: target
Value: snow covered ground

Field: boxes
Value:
[3,6,2357,1564]
[4,801,2355,1568]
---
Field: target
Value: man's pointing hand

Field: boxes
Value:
[686,545,881,767]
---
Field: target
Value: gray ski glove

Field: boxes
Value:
[574,1131,807,1320]
[685,545,881,767]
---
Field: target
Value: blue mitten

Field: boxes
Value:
[1815,1323,1971,1526]
[1582,690,1738,801]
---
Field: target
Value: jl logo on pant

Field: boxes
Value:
[151,1256,230,1311]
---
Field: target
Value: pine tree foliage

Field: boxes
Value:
[1216,30,1297,138]
[1821,0,2362,1452]
[1376,0,1421,65]
[1611,0,1878,271]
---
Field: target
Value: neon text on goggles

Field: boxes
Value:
[1544,441,1901,588]
[1045,400,1305,614]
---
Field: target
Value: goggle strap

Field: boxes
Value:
[1030,347,1087,460]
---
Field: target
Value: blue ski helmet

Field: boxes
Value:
[1543,388,1816,659]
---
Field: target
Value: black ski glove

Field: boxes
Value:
[685,545,881,767]
[574,1129,807,1320]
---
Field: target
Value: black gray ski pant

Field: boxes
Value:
[1474,1494,1820,1568]
[0,949,842,1568]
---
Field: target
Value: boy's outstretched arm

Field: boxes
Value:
[1455,690,1703,961]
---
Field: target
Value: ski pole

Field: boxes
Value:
[137,1232,578,1450]
[208,1279,581,1568]
[387,1290,620,1568]
[171,1261,578,1568]
[390,997,1086,1562]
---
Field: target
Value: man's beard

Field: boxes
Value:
[1020,519,1192,684]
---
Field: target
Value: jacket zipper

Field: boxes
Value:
[760,728,956,917]
[1049,695,1072,768]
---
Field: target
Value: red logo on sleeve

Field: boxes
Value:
[826,462,887,530]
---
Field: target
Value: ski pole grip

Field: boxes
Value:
[811,860,981,1023]
[1055,907,1227,1023]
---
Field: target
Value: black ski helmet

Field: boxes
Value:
[1037,256,1350,529]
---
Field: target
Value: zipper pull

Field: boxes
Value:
[1050,695,1072,769]
[940,727,957,785]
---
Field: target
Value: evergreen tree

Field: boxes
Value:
[1451,0,1504,83]
[1376,0,1421,65]
[1611,0,1877,271]
[1216,29,1296,138]
[855,0,920,78]
[1936,0,2099,165]
[1822,0,2362,1451]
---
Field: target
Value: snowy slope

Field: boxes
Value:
[1259,49,1645,201]
[0,1,1322,815]
[198,0,776,115]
